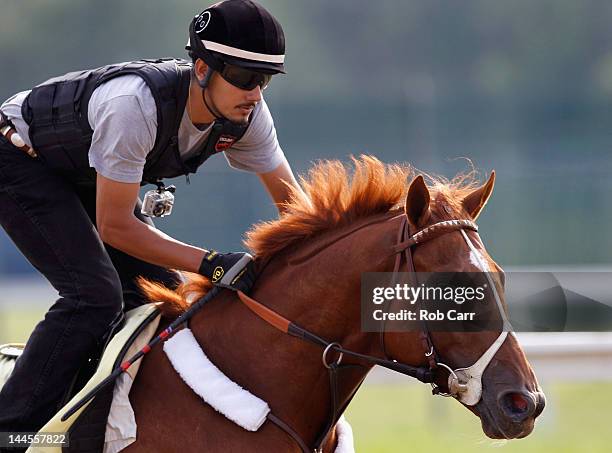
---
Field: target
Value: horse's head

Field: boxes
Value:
[384,172,545,439]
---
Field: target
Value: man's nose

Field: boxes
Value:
[246,85,262,101]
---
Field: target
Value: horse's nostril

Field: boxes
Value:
[509,392,529,413]
[499,391,534,421]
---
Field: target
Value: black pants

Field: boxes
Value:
[0,135,180,432]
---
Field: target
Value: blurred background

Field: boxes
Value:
[0,1,611,451]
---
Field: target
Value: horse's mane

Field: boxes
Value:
[142,155,480,317]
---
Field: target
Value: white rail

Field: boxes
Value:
[367,332,612,383]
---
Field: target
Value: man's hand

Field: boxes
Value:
[198,250,256,293]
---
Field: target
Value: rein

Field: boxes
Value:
[235,291,435,382]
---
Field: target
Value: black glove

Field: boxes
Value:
[198,250,256,293]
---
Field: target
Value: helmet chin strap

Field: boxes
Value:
[196,67,226,121]
[202,86,225,121]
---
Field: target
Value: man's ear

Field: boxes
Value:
[194,59,209,84]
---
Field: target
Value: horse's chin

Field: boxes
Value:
[475,399,536,439]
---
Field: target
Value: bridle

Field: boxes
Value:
[381,213,512,406]
[235,209,512,451]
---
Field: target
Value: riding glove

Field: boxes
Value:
[198,250,256,293]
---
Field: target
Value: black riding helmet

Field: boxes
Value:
[186,0,286,75]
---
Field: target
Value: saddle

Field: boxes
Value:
[0,304,161,453]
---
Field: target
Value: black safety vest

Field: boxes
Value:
[21,58,250,184]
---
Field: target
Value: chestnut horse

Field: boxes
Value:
[127,156,545,452]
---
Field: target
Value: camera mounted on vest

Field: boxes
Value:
[141,182,176,218]
[185,0,286,90]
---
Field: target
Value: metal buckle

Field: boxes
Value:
[322,342,344,369]
[430,362,468,398]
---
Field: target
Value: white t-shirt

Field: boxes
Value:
[1,74,286,183]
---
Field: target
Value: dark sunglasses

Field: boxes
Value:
[219,64,272,91]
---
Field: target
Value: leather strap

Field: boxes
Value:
[237,291,291,333]
[267,413,311,453]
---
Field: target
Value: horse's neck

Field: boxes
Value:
[190,213,402,448]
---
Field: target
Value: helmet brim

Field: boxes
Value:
[219,54,285,75]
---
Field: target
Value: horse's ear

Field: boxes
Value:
[461,171,496,220]
[405,175,431,228]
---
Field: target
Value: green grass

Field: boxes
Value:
[0,307,46,344]
[346,382,612,452]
